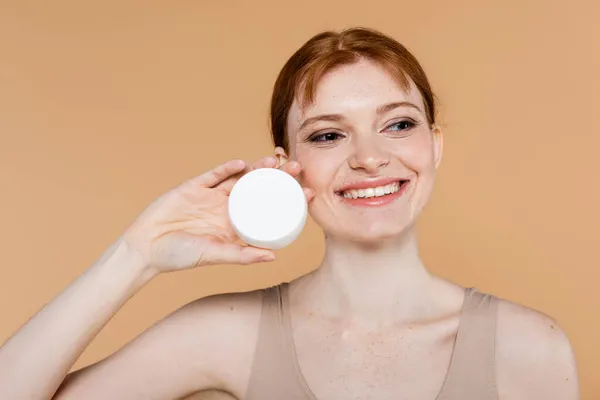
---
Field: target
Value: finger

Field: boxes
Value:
[191,159,248,188]
[279,160,302,178]
[203,242,276,265]
[214,163,252,194]
[239,246,276,265]
[251,156,277,170]
[303,187,315,202]
[216,156,278,194]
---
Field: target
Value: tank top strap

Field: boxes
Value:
[436,288,500,400]
[244,284,313,400]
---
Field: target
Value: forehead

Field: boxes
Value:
[287,59,424,129]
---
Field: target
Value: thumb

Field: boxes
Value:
[204,242,276,265]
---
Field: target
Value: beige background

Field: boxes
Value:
[0,0,598,398]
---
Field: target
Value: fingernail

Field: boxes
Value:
[259,254,275,262]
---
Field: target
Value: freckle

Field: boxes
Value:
[230,306,234,311]
[550,324,555,329]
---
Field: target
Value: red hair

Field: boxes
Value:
[270,27,438,151]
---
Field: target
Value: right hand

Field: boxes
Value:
[121,156,314,275]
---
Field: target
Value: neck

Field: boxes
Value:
[295,229,437,326]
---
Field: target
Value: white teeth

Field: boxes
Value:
[341,182,402,199]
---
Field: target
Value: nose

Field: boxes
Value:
[347,137,390,173]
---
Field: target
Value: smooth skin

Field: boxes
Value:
[0,59,579,400]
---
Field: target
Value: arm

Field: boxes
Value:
[0,157,309,400]
[0,236,262,400]
[496,300,580,400]
[0,239,155,400]
[53,290,262,400]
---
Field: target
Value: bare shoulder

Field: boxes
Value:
[177,286,265,331]
[495,298,580,400]
[169,287,266,361]
[137,288,266,393]
[56,288,265,400]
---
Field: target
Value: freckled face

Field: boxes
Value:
[283,59,442,243]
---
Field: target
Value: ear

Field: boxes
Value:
[432,125,443,169]
[274,146,290,168]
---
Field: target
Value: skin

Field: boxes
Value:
[0,59,579,400]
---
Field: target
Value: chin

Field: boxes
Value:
[327,219,416,246]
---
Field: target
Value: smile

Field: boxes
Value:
[335,179,410,207]
[341,181,402,199]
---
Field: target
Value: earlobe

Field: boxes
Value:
[274,146,290,168]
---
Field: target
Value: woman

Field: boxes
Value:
[0,27,579,400]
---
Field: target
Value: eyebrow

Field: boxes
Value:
[297,101,423,131]
[377,101,422,115]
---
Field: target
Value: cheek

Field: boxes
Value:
[294,147,342,191]
[393,134,436,173]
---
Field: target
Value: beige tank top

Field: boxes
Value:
[244,283,499,400]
